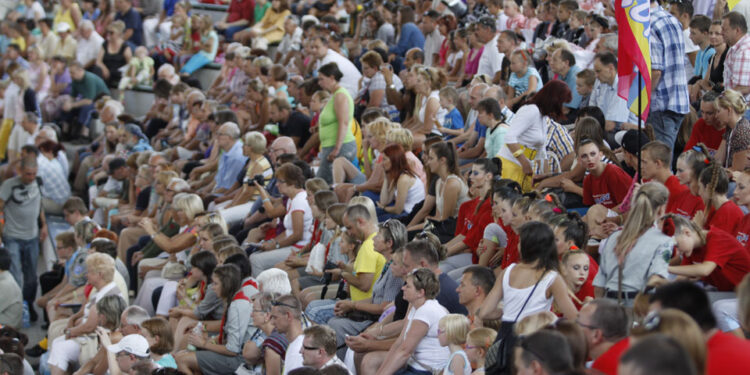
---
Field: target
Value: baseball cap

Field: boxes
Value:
[56,23,71,33]
[106,334,150,357]
[615,130,649,155]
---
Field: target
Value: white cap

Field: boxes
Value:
[56,23,71,33]
[301,15,319,25]
[106,334,150,357]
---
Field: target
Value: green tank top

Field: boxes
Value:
[318,87,355,148]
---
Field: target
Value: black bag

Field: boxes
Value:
[485,271,547,375]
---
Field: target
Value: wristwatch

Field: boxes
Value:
[388,84,396,90]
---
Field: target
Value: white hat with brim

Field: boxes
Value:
[106,334,150,357]
[56,23,71,33]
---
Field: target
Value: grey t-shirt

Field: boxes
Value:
[0,176,41,240]
[193,286,225,321]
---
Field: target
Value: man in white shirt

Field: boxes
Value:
[300,325,352,374]
[76,20,104,69]
[311,36,363,98]
[421,10,444,66]
[275,15,303,66]
[272,295,305,375]
[475,16,504,78]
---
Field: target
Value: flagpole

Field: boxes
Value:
[637,71,642,183]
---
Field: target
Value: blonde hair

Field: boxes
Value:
[514,311,557,336]
[348,196,377,224]
[438,314,471,345]
[615,182,668,261]
[243,131,267,154]
[631,309,707,375]
[86,253,115,283]
[312,90,331,103]
[156,170,179,187]
[172,193,205,221]
[666,214,707,248]
[11,69,30,89]
[717,89,747,114]
[304,178,330,194]
[366,118,394,147]
[203,213,228,234]
[385,126,414,152]
[466,327,498,351]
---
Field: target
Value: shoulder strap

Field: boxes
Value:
[513,270,547,324]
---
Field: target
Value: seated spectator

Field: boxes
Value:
[589,52,635,130]
[248,163,313,277]
[176,264,255,374]
[271,295,307,374]
[76,20,104,71]
[372,267,448,374]
[357,51,402,120]
[269,98,311,148]
[114,0,143,46]
[593,183,672,305]
[0,247,22,329]
[47,253,126,375]
[235,0,291,50]
[695,164,743,234]
[650,281,750,375]
[301,325,350,372]
[376,144,425,221]
[514,331,575,375]
[668,214,750,291]
[214,0,254,42]
[715,89,750,171]
[180,15,219,75]
[388,6,424,58]
[505,50,542,111]
[619,335,699,375]
[61,62,110,141]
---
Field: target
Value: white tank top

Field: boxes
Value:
[395,175,426,214]
[435,174,469,219]
[501,264,558,322]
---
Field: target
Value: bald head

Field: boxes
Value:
[271,136,296,154]
[470,84,489,108]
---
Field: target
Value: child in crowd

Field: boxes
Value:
[465,327,498,375]
[640,141,695,216]
[504,0,525,31]
[296,203,347,301]
[695,164,743,235]
[565,9,587,44]
[438,86,465,140]
[560,250,592,310]
[575,69,595,107]
[673,146,709,218]
[506,50,542,110]
[118,46,155,95]
[667,214,750,292]
[438,314,472,375]
[478,98,508,159]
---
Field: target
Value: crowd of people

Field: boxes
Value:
[0,0,749,374]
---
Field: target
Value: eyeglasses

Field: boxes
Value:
[575,319,598,330]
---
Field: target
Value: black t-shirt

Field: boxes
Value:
[135,186,151,211]
[393,272,468,321]
[280,111,311,147]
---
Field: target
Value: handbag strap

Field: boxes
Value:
[512,270,547,324]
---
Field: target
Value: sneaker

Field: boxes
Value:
[25,344,46,358]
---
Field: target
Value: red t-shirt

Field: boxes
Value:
[591,337,630,375]
[682,227,750,291]
[705,201,744,235]
[455,198,480,237]
[227,0,255,24]
[463,199,494,257]
[666,188,705,218]
[583,164,632,209]
[501,224,519,269]
[736,214,750,250]
[707,331,750,375]
[683,118,726,156]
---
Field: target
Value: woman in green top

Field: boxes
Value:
[316,62,358,184]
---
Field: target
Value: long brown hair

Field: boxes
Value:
[383,143,414,183]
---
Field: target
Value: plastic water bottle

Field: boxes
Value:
[22,301,30,328]
[187,322,203,351]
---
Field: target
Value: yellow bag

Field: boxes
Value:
[500,146,538,193]
[0,119,14,160]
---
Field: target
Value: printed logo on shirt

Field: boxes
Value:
[593,193,612,206]
[738,232,749,247]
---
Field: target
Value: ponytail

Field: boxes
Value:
[699,163,729,216]
[615,182,669,261]
[663,213,706,246]
[555,212,588,249]
[430,141,460,176]
[473,157,503,214]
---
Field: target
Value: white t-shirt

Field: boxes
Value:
[283,334,305,375]
[424,29,444,67]
[25,1,45,20]
[316,49,363,99]
[405,300,450,371]
[284,190,313,248]
[76,32,104,66]
[498,104,547,166]
[477,34,504,78]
